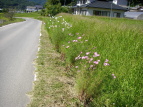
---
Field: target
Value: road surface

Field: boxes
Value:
[0,18,42,107]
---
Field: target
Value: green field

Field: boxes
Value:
[0,13,25,27]
[15,12,41,18]
[44,13,143,106]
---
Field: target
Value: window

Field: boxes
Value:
[83,0,87,4]
[93,11,102,16]
[114,12,121,17]
[93,10,110,16]
[81,10,87,15]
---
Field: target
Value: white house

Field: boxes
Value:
[74,0,127,18]
[113,0,127,6]
[26,6,37,13]
[26,5,43,13]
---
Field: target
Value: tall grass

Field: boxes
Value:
[15,12,41,18]
[45,13,143,106]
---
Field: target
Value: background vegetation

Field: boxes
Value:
[44,13,143,106]
[0,0,36,10]
[0,11,25,27]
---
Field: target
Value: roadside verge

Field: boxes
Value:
[27,22,80,107]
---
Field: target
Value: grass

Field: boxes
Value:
[15,12,41,19]
[27,21,81,107]
[0,13,25,27]
[44,13,143,106]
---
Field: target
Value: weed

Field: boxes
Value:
[45,13,143,106]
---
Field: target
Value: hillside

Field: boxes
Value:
[28,0,46,5]
[0,0,46,10]
[0,0,35,9]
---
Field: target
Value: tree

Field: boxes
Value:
[0,0,36,10]
[59,0,77,6]
[45,2,61,16]
[128,0,143,6]
[42,0,72,16]
[48,0,60,5]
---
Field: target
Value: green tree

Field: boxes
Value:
[48,0,60,5]
[45,2,61,16]
[128,0,143,6]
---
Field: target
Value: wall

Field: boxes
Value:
[82,8,125,17]
[113,0,127,6]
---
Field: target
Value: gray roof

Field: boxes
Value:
[124,12,143,19]
[35,5,43,9]
[80,1,127,11]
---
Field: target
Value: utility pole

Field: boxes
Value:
[110,2,113,21]
[64,0,66,6]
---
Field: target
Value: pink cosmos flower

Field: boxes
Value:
[82,56,88,59]
[112,74,116,79]
[112,74,115,76]
[90,58,93,61]
[75,66,78,68]
[78,37,82,39]
[90,65,94,68]
[75,57,78,60]
[93,61,99,64]
[105,59,109,62]
[93,52,100,57]
[93,60,100,64]
[104,63,110,66]
[75,55,81,60]
[86,52,90,55]
[73,40,78,42]
[97,60,100,62]
[66,46,70,48]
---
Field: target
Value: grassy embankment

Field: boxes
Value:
[16,12,143,106]
[43,13,143,106]
[0,13,25,27]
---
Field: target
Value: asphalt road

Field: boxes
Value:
[0,18,42,107]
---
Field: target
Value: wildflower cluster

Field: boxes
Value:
[47,16,72,30]
[62,33,88,49]
[47,15,114,79]
[74,50,110,71]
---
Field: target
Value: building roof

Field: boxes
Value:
[80,1,127,11]
[124,12,143,19]
[26,6,36,9]
[35,5,43,9]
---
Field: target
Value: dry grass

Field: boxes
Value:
[27,22,81,107]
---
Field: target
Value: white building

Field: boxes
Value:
[74,0,127,18]
[113,0,128,6]
[26,6,37,13]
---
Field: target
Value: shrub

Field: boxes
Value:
[4,12,15,21]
